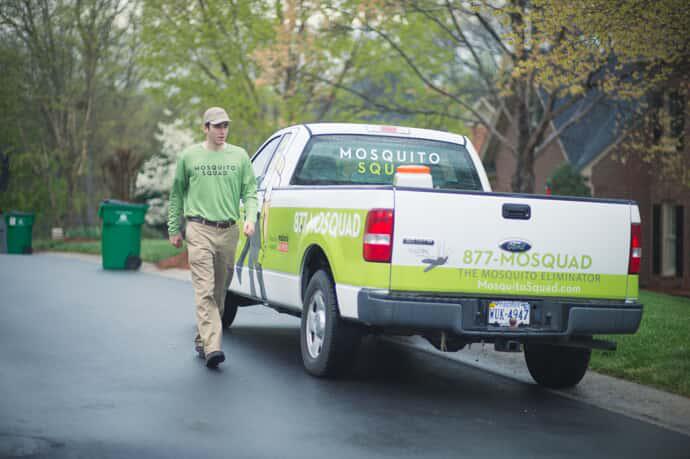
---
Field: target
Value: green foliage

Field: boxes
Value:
[64,226,102,240]
[138,0,453,151]
[0,0,165,231]
[0,41,24,150]
[0,149,70,236]
[139,0,279,150]
[547,163,591,197]
[323,1,689,192]
[591,290,690,398]
[529,0,689,94]
[530,0,690,187]
[323,1,477,135]
[141,224,165,239]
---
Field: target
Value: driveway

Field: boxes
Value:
[1,252,688,458]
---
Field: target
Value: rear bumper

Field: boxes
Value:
[357,290,642,338]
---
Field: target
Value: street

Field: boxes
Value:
[1,254,689,458]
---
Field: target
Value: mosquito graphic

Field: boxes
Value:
[422,256,448,272]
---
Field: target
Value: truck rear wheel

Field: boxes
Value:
[524,343,591,389]
[300,270,360,377]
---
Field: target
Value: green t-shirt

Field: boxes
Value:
[167,142,258,235]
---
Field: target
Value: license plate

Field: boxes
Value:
[488,301,530,327]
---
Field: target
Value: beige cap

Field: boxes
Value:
[203,107,231,125]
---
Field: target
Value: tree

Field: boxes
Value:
[531,0,689,187]
[0,0,163,231]
[135,120,195,230]
[547,163,591,197]
[0,0,132,226]
[139,0,364,150]
[102,148,145,201]
[0,38,25,196]
[324,0,689,192]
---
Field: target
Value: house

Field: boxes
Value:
[476,93,689,295]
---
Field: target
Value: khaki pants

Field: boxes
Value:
[186,221,239,354]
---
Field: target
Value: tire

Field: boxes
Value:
[222,293,239,329]
[524,342,591,389]
[124,255,141,270]
[300,270,360,377]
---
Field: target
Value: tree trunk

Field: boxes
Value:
[511,80,535,193]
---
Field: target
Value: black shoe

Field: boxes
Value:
[195,345,204,359]
[205,351,225,369]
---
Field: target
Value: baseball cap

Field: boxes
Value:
[203,107,231,125]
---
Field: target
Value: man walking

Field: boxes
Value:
[168,107,258,369]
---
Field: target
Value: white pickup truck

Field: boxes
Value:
[225,123,643,388]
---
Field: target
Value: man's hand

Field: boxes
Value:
[243,221,255,237]
[169,233,183,248]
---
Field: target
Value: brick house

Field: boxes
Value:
[474,94,689,294]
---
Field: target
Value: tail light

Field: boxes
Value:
[363,209,394,263]
[628,223,642,274]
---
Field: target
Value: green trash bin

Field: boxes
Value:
[98,199,149,270]
[4,211,35,254]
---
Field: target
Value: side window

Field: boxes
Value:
[251,136,281,187]
[275,133,293,156]
[262,133,293,188]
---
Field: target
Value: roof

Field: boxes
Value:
[481,89,636,174]
[551,91,632,171]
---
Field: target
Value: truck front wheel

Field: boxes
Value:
[524,342,591,389]
[222,293,238,329]
[300,270,360,377]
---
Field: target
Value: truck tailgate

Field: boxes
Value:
[391,190,636,300]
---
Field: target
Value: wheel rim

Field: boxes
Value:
[306,290,327,359]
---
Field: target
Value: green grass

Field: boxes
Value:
[34,239,101,255]
[139,239,186,263]
[63,226,101,240]
[590,290,690,398]
[33,238,186,263]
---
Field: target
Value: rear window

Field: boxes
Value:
[291,134,482,190]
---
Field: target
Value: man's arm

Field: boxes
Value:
[240,154,258,237]
[168,155,187,247]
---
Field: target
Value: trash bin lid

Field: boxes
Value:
[98,199,148,223]
[4,211,35,226]
[99,199,148,209]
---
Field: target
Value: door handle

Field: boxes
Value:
[502,203,531,220]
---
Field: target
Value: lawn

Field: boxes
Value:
[590,290,690,398]
[33,238,186,263]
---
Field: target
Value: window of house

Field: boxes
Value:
[661,203,677,277]
[653,203,685,278]
[652,90,686,149]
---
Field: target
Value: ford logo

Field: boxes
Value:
[500,240,532,253]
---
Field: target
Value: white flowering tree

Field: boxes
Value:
[135,119,196,231]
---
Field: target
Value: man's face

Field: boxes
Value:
[204,122,229,146]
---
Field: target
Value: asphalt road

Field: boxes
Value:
[1,254,689,458]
